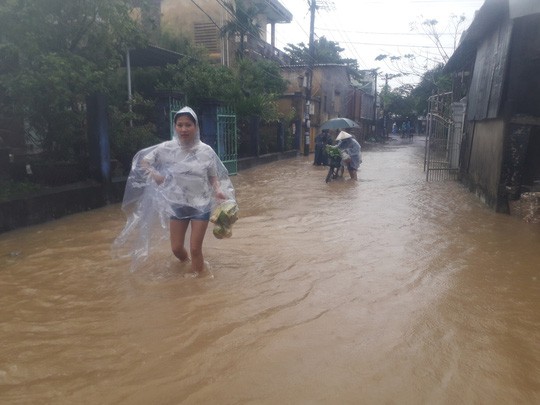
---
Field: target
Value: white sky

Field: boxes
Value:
[270,0,486,88]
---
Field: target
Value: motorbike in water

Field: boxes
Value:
[325,145,344,183]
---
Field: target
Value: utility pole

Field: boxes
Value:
[383,73,388,139]
[304,0,316,156]
[373,69,377,138]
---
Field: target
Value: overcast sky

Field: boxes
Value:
[271,0,486,88]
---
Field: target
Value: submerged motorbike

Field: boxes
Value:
[325,145,344,183]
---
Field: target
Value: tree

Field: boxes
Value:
[409,64,452,117]
[162,42,286,123]
[164,54,237,110]
[374,14,466,124]
[410,15,466,64]
[230,58,287,121]
[383,88,416,121]
[380,63,451,130]
[375,14,467,86]
[284,36,357,68]
[0,0,146,160]
[220,0,263,60]
[285,36,341,64]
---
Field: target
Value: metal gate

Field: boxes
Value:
[216,106,238,175]
[169,97,184,139]
[424,92,462,181]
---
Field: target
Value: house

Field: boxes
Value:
[126,0,295,161]
[279,64,375,153]
[444,0,540,218]
[138,1,374,154]
[160,0,292,66]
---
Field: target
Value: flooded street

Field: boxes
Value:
[1,136,539,404]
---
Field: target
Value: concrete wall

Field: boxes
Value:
[0,152,298,234]
[0,180,126,234]
[314,66,351,120]
[465,119,505,207]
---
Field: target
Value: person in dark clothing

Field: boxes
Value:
[314,129,331,165]
[321,129,333,165]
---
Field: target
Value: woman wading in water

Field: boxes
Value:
[114,106,236,277]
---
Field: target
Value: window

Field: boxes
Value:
[194,22,219,53]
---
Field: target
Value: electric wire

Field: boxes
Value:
[189,0,481,90]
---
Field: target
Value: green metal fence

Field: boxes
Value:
[169,98,184,139]
[216,106,238,175]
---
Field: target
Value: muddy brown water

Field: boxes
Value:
[1,137,539,404]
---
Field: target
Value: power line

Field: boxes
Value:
[318,27,456,37]
[190,0,220,28]
[318,5,367,68]
[330,40,459,50]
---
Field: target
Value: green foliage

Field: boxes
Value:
[284,36,360,77]
[163,56,236,110]
[285,36,344,65]
[162,51,287,123]
[0,180,42,201]
[410,64,452,116]
[235,59,287,95]
[381,64,451,120]
[231,59,287,122]
[383,90,416,119]
[234,92,279,123]
[220,0,263,59]
[325,145,341,159]
[0,0,146,160]
[6,52,107,160]
[0,0,299,175]
[158,30,193,54]
[108,96,161,174]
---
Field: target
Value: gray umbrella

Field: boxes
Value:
[320,117,360,130]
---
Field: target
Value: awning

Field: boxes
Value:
[262,0,293,23]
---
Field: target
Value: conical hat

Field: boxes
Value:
[336,131,352,140]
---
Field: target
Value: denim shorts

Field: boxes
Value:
[170,205,210,221]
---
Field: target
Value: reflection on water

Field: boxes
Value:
[1,137,539,404]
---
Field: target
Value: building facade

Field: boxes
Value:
[161,0,292,66]
[445,0,540,217]
[279,64,375,153]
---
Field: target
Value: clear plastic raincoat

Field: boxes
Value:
[336,131,362,170]
[113,107,236,270]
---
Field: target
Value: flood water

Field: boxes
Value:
[1,136,539,404]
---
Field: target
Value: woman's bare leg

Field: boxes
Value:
[170,219,190,261]
[189,220,210,274]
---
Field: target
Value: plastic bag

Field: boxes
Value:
[210,200,239,239]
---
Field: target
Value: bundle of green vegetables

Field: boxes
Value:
[210,200,239,239]
[325,145,341,159]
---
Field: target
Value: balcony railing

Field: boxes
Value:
[243,38,291,65]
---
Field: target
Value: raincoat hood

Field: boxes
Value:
[173,106,201,146]
[173,106,198,125]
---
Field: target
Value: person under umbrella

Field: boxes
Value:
[335,131,362,180]
[313,129,332,165]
